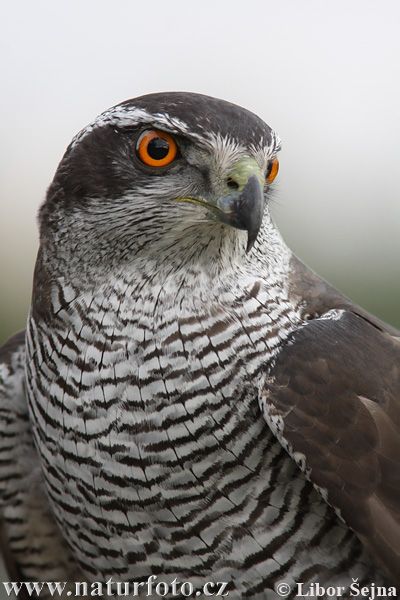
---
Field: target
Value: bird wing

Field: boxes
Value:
[0,331,78,586]
[0,331,31,583]
[259,259,400,585]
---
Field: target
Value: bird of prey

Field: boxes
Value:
[0,92,399,599]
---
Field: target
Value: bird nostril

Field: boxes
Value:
[226,178,239,191]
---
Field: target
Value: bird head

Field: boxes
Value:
[39,92,280,275]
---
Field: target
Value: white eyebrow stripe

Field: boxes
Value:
[250,130,281,159]
[69,106,205,150]
[69,105,282,167]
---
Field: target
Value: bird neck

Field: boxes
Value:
[33,216,292,325]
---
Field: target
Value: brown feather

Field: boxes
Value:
[262,307,400,584]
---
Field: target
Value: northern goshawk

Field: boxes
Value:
[1,92,399,598]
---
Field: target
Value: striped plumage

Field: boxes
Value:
[1,93,398,598]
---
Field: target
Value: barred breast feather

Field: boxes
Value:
[1,91,397,598]
[21,243,389,598]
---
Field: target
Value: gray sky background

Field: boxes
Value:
[1,0,400,346]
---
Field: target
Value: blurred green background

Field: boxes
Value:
[1,0,399,348]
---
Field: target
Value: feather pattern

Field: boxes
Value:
[0,93,397,598]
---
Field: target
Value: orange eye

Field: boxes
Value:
[266,158,279,183]
[136,129,178,168]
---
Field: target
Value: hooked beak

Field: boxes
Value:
[215,174,264,252]
[176,158,265,252]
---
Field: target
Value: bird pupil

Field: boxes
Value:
[147,137,169,160]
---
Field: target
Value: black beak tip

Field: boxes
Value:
[246,234,256,253]
[216,174,264,252]
[241,175,264,253]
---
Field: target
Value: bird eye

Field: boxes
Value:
[266,158,279,183]
[136,129,178,168]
